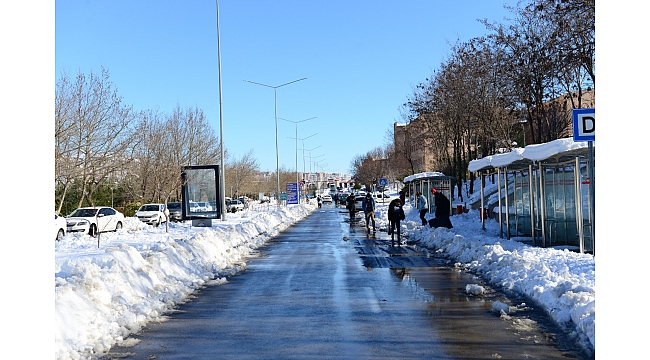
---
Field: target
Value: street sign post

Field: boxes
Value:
[286,183,298,205]
[572,108,595,256]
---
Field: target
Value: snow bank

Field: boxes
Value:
[402,210,595,353]
[54,204,314,360]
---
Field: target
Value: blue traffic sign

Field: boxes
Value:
[572,108,595,142]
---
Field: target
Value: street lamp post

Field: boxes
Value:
[309,153,325,173]
[215,0,226,219]
[518,118,528,147]
[244,78,307,203]
[302,145,321,174]
[280,117,317,203]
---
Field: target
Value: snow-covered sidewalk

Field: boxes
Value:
[54,200,594,359]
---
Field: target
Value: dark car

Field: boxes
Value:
[167,202,182,222]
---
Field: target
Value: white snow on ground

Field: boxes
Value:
[54,197,595,359]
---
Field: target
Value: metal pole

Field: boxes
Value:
[244,78,306,204]
[538,162,546,247]
[478,171,485,230]
[575,156,584,254]
[504,167,510,240]
[274,88,280,202]
[588,141,595,256]
[295,123,298,201]
[497,167,503,238]
[280,117,316,204]
[528,164,535,246]
[216,0,226,220]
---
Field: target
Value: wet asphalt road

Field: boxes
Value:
[106,202,588,360]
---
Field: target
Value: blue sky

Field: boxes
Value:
[55,1,522,175]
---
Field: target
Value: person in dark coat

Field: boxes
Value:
[399,191,406,206]
[428,189,453,229]
[361,192,376,234]
[387,198,405,246]
[346,193,357,223]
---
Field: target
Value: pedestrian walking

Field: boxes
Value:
[317,195,322,208]
[346,193,357,224]
[361,192,376,234]
[399,190,405,206]
[416,192,428,226]
[428,189,453,229]
[387,198,405,246]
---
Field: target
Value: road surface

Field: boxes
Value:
[106,202,588,359]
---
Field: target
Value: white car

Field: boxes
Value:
[66,206,125,237]
[135,203,167,226]
[55,213,67,241]
[321,194,332,202]
[372,192,395,204]
[196,202,212,212]
[227,199,245,213]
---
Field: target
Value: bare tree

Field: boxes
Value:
[225,151,259,199]
[55,68,141,209]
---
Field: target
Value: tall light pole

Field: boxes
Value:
[280,116,317,203]
[310,153,325,173]
[216,0,226,220]
[244,78,306,202]
[302,145,321,174]
[288,132,317,203]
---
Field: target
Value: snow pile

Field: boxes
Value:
[465,283,486,295]
[55,203,314,360]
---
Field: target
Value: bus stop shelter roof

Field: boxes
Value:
[403,172,456,183]
[468,138,593,173]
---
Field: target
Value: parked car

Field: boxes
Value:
[321,194,332,203]
[259,196,270,203]
[372,192,394,204]
[167,202,182,222]
[196,202,212,212]
[188,202,201,212]
[55,213,67,241]
[238,197,250,209]
[227,199,245,213]
[135,203,167,226]
[66,206,125,237]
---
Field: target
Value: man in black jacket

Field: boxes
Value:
[388,199,405,246]
[428,189,453,229]
[346,193,357,224]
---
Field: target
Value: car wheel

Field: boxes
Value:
[115,222,123,231]
[56,229,64,241]
[89,224,97,237]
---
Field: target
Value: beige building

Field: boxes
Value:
[394,114,439,174]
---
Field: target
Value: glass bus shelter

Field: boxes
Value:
[403,172,456,216]
[468,138,594,254]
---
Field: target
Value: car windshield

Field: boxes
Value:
[70,208,98,217]
[168,203,181,209]
[140,205,159,211]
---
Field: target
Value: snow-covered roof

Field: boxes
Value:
[403,171,453,183]
[468,138,593,172]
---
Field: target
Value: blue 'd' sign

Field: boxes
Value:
[572,108,595,142]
